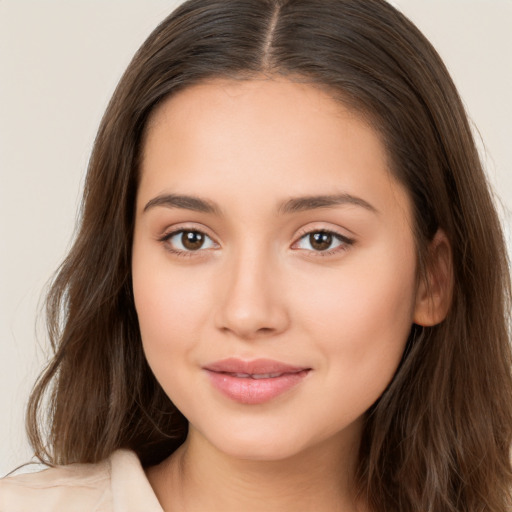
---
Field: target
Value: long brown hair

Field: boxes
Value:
[27,0,512,510]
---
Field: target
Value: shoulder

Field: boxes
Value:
[0,449,163,512]
[0,454,112,512]
[0,455,111,512]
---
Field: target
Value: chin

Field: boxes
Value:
[212,435,308,462]
[193,417,329,463]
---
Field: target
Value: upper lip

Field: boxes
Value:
[203,358,309,375]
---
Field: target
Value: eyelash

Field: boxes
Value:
[294,228,354,257]
[158,228,218,259]
[158,227,354,259]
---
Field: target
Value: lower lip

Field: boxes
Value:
[205,370,310,405]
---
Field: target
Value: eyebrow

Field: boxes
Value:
[143,193,378,216]
[278,194,378,215]
[144,194,221,215]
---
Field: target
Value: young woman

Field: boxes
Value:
[1,0,511,511]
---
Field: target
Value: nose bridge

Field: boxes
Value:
[215,238,289,339]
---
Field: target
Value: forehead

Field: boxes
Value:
[144,78,375,153]
[138,78,412,226]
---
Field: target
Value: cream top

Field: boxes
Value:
[0,449,163,512]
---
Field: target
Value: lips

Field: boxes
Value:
[203,358,311,405]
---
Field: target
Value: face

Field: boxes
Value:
[132,78,421,461]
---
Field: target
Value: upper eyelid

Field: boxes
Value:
[159,223,216,240]
[294,225,352,240]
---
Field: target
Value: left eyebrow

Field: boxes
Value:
[277,194,378,215]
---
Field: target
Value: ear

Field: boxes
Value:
[413,229,453,327]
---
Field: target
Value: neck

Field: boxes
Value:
[147,424,366,512]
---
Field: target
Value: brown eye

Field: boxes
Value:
[162,229,217,255]
[181,231,205,250]
[309,232,333,251]
[294,229,353,255]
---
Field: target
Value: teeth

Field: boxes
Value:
[229,372,283,379]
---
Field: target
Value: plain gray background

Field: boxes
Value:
[1,0,511,474]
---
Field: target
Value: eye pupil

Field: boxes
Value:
[182,231,204,250]
[310,232,332,251]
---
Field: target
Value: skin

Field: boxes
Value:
[132,78,444,511]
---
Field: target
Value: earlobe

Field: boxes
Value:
[413,229,453,327]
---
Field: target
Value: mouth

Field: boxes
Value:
[203,358,311,405]
[219,372,295,379]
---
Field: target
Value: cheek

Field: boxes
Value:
[292,245,417,399]
[131,243,214,372]
[134,269,207,333]
[301,234,416,330]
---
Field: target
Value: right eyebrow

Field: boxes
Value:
[143,194,223,216]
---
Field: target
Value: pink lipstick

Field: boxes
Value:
[203,358,311,405]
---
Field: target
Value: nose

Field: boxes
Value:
[214,244,290,340]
